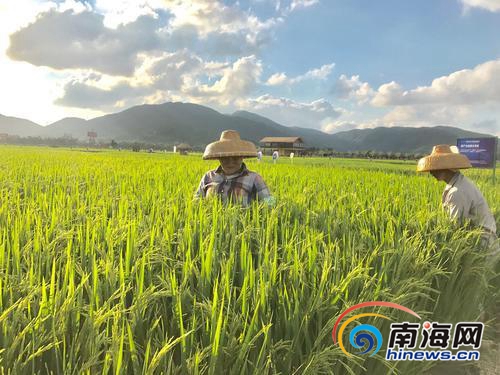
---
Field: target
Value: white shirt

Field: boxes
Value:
[442,172,496,234]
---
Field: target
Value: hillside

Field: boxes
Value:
[0,102,495,153]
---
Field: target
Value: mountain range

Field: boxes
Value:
[0,102,495,153]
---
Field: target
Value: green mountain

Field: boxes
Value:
[46,117,88,138]
[231,110,335,148]
[0,114,43,137]
[231,109,494,153]
[329,126,493,153]
[0,102,495,154]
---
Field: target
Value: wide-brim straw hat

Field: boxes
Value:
[203,130,257,160]
[417,144,472,172]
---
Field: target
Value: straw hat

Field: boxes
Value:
[416,144,472,172]
[203,130,257,160]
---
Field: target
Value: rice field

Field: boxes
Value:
[0,145,498,374]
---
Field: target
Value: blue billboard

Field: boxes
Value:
[456,138,498,169]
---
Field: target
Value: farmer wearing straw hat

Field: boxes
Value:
[417,145,497,251]
[195,130,274,206]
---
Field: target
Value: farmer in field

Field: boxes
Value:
[272,150,279,164]
[417,145,498,252]
[195,130,274,206]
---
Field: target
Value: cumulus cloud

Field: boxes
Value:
[186,56,263,103]
[371,81,405,107]
[460,0,500,12]
[378,104,500,135]
[146,49,203,90]
[2,0,340,129]
[266,63,334,85]
[7,10,164,76]
[244,94,342,128]
[321,120,362,134]
[6,1,286,76]
[55,80,154,108]
[284,0,320,13]
[382,105,472,126]
[372,59,500,107]
[266,72,289,86]
[55,52,334,115]
[93,0,165,27]
[163,0,269,35]
[366,60,500,134]
[290,0,320,11]
[162,0,282,54]
[258,0,320,14]
[55,49,205,108]
[334,74,375,104]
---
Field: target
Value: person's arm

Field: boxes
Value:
[253,174,275,205]
[194,174,207,199]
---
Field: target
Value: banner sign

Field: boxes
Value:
[456,138,497,169]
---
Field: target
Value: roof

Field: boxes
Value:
[176,143,192,149]
[259,137,304,143]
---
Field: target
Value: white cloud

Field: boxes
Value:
[58,0,91,13]
[55,79,153,109]
[266,63,334,85]
[367,60,500,135]
[289,0,320,12]
[334,74,375,104]
[376,104,500,135]
[186,55,263,103]
[93,0,164,28]
[7,9,165,76]
[54,49,206,108]
[163,0,281,37]
[460,0,500,12]
[244,94,342,128]
[249,95,336,113]
[0,1,55,51]
[372,59,500,107]
[6,0,286,79]
[0,0,333,127]
[0,55,107,124]
[258,0,320,14]
[382,105,472,126]
[52,48,342,128]
[266,72,288,86]
[321,120,362,134]
[371,81,404,107]
[146,49,203,90]
[292,63,334,82]
[0,1,110,124]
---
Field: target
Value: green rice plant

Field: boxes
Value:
[0,145,497,374]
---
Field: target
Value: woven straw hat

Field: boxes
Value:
[203,130,257,160]
[417,144,472,172]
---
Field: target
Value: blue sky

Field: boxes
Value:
[268,0,500,84]
[0,0,499,134]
